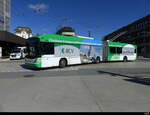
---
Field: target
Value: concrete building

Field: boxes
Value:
[0,0,11,31]
[56,26,76,36]
[103,15,150,58]
[15,27,33,39]
[0,1,27,58]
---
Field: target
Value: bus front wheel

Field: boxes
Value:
[59,59,67,68]
[123,56,128,62]
[96,57,101,63]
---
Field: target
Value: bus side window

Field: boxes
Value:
[117,47,122,54]
[110,47,116,54]
[40,43,54,55]
[135,49,137,53]
[24,49,27,53]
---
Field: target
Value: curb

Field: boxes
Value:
[0,58,10,62]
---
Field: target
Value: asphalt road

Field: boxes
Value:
[0,59,149,112]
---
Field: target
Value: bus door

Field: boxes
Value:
[40,43,55,67]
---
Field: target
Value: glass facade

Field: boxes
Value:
[0,0,10,31]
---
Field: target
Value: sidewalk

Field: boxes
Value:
[137,56,150,60]
[0,58,9,62]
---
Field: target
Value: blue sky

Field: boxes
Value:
[11,0,150,40]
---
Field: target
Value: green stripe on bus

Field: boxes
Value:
[38,34,84,44]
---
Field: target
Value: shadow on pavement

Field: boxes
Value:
[20,63,95,71]
[20,64,42,71]
[98,70,150,86]
[20,64,80,71]
[21,64,68,71]
[124,78,150,86]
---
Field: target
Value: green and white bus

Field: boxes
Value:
[25,34,103,68]
[103,41,137,62]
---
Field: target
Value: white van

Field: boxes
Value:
[10,47,27,60]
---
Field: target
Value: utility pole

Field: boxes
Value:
[88,30,92,57]
[88,31,91,37]
[3,0,6,31]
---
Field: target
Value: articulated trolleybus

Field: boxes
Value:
[25,34,103,68]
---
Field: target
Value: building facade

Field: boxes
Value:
[15,27,32,39]
[56,26,76,36]
[0,0,11,31]
[103,15,150,58]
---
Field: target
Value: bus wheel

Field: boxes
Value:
[123,56,128,62]
[59,59,67,68]
[91,57,96,63]
[96,57,101,63]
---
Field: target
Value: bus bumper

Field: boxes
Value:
[25,58,42,68]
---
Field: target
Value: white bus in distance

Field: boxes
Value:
[10,47,27,60]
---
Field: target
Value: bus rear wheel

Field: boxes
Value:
[59,59,67,68]
[96,57,101,63]
[123,56,128,62]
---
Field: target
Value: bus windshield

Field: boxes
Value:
[11,48,21,53]
[26,38,40,59]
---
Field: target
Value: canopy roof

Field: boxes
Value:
[0,31,26,46]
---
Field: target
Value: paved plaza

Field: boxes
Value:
[0,59,149,112]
